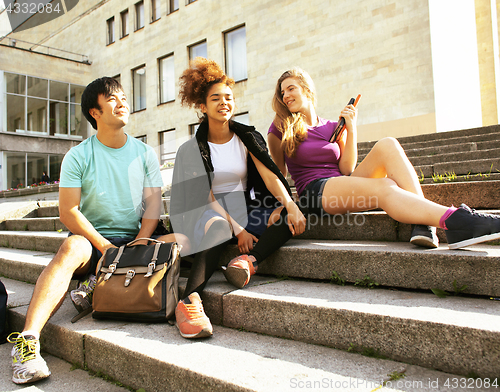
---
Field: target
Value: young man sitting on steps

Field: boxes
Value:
[7,77,187,385]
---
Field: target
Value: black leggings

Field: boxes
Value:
[183,207,294,299]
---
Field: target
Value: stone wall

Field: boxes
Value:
[7,0,438,144]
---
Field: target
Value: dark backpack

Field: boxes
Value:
[0,280,7,344]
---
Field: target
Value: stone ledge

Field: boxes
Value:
[5,276,459,392]
[0,184,59,198]
[2,232,500,296]
[4,276,497,383]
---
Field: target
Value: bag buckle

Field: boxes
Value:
[104,263,117,281]
[124,269,136,287]
[144,261,156,278]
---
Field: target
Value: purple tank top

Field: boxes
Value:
[268,118,343,195]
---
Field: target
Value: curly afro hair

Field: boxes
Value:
[179,57,235,109]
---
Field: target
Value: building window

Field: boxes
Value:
[28,98,47,133]
[189,123,199,136]
[113,74,121,85]
[106,17,115,45]
[168,0,178,13]
[120,9,129,38]
[159,129,176,164]
[135,1,144,30]
[7,96,25,132]
[225,26,247,82]
[136,135,147,143]
[4,72,86,137]
[233,112,249,125]
[133,66,147,111]
[187,0,196,3]
[4,152,64,190]
[49,80,69,136]
[70,85,86,137]
[27,76,47,98]
[151,0,161,21]
[189,40,207,60]
[159,54,175,103]
[6,73,25,95]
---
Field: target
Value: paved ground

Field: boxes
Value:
[0,342,130,392]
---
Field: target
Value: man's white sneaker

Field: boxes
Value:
[7,333,51,384]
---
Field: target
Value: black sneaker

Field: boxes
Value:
[445,204,500,249]
[410,225,438,248]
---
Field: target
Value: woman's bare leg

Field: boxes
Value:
[351,137,423,196]
[320,136,448,226]
[321,176,447,226]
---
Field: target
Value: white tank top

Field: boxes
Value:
[208,134,248,193]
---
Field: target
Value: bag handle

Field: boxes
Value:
[126,237,165,247]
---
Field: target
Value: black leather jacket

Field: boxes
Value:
[170,120,292,254]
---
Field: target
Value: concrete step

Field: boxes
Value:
[4,217,67,232]
[408,148,500,167]
[0,231,66,253]
[421,181,500,209]
[2,224,500,297]
[358,124,500,150]
[164,180,500,222]
[359,139,500,159]
[9,208,500,249]
[0,340,130,392]
[297,208,499,243]
[410,148,500,166]
[221,276,500,379]
[37,205,59,217]
[415,157,500,178]
[0,247,53,283]
[0,202,58,227]
[4,276,494,389]
[223,240,500,297]
[419,172,500,184]
[398,127,500,150]
[357,126,500,178]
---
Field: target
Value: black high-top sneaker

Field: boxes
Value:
[445,204,500,249]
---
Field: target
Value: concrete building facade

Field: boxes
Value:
[0,0,499,190]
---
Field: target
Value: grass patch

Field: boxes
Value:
[432,171,458,183]
[90,370,135,391]
[418,170,425,184]
[348,343,387,359]
[329,271,345,286]
[354,275,380,289]
[432,280,468,298]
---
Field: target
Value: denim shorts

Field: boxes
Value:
[299,178,330,216]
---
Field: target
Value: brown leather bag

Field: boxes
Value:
[92,238,180,322]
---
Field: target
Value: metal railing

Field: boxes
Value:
[0,36,91,64]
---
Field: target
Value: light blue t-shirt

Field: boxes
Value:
[59,134,163,238]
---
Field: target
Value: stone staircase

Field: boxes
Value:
[1,125,500,391]
[359,124,500,181]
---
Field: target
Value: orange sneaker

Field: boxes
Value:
[222,255,257,288]
[175,292,213,339]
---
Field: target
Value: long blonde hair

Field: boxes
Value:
[272,67,316,157]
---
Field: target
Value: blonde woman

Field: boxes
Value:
[268,67,500,249]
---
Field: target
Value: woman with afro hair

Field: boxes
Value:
[170,58,306,339]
